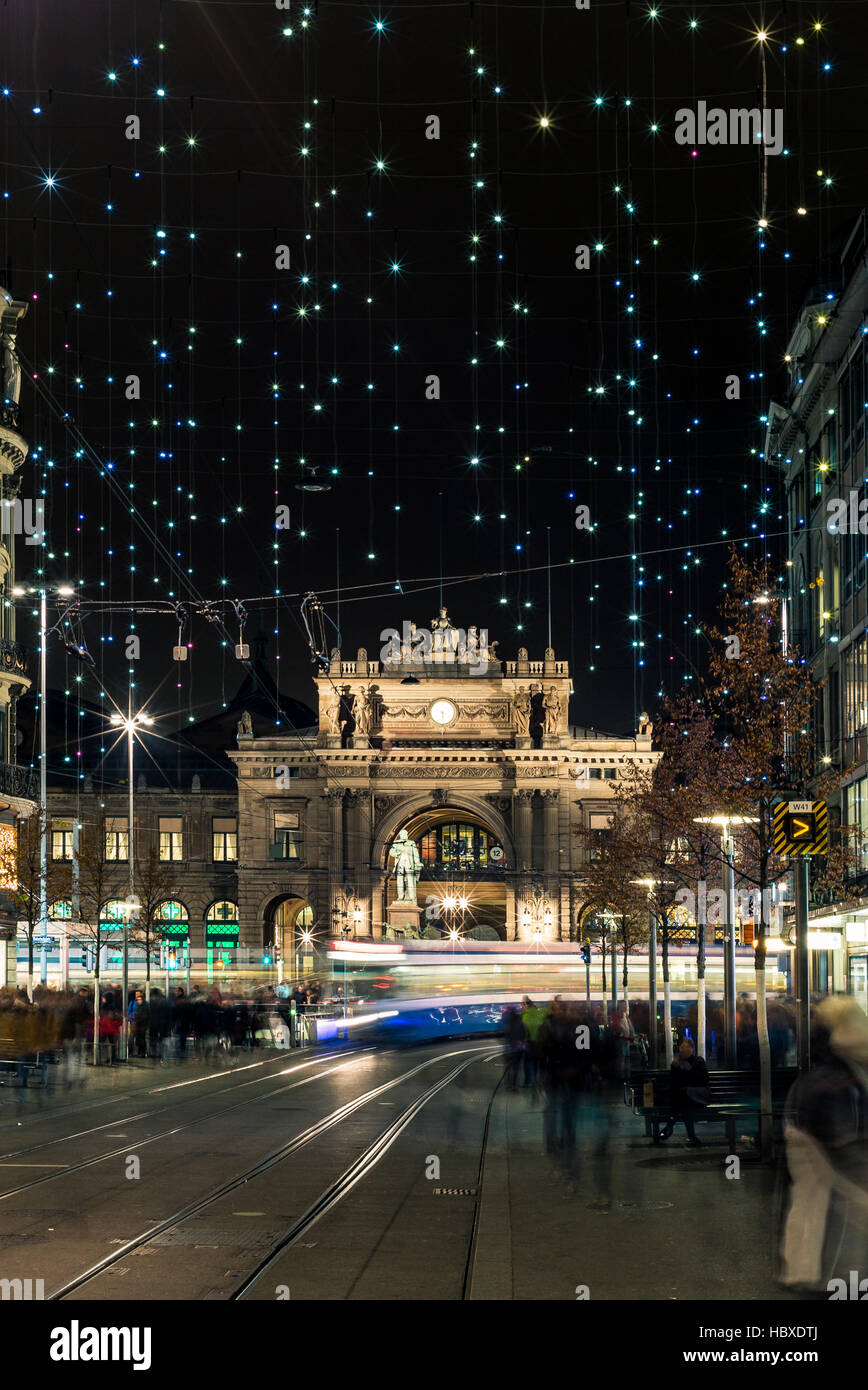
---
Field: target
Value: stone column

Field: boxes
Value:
[505,885,517,942]
[542,789,559,875]
[513,789,533,873]
[325,788,344,937]
[349,789,373,935]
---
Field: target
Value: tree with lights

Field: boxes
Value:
[698,552,855,1158]
[0,815,70,1002]
[71,815,129,1067]
[577,831,654,1020]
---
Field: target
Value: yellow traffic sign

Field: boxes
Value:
[773,799,828,857]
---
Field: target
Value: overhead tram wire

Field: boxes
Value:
[37,522,792,623]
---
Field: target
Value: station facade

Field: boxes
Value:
[229,613,655,969]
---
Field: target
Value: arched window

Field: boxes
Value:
[101,898,132,932]
[155,899,189,941]
[206,900,239,949]
[49,899,74,920]
[416,822,505,873]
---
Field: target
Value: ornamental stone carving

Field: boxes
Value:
[456,702,509,721]
[374,765,507,779]
[324,788,344,805]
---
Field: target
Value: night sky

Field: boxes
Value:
[3,0,866,771]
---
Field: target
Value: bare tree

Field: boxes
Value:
[128,844,179,985]
[0,814,71,1000]
[73,811,127,1065]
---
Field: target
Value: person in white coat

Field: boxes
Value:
[779,996,868,1294]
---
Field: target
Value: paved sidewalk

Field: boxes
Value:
[471,1080,796,1301]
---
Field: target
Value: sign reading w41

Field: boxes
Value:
[772,799,828,858]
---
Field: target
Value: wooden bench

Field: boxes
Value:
[626,1067,797,1149]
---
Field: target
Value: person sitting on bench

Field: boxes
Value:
[659,1039,711,1147]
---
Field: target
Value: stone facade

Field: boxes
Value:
[227,612,657,961]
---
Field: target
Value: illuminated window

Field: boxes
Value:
[212,816,237,861]
[104,817,129,861]
[272,811,302,860]
[101,898,131,931]
[159,816,183,861]
[206,900,239,949]
[51,822,74,860]
[414,822,505,872]
[155,899,189,941]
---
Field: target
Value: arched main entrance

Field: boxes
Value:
[266,894,315,977]
[382,805,511,940]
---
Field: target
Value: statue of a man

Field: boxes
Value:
[236,710,253,740]
[389,828,422,903]
[514,686,531,735]
[543,687,561,735]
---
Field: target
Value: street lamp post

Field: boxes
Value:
[693,815,758,1067]
[110,706,153,1061]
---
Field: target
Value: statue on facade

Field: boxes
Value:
[354,684,372,739]
[388,828,422,903]
[543,686,561,735]
[236,710,253,740]
[513,686,531,735]
[320,688,341,734]
[1,323,22,406]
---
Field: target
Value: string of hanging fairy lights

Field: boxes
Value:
[1,1,854,745]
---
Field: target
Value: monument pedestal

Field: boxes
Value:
[386,902,422,938]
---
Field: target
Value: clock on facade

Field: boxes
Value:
[430,699,457,726]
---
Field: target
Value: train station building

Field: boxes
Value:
[7,612,655,984]
[229,611,655,969]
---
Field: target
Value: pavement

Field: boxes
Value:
[471,1076,796,1301]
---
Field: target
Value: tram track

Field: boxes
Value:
[0,1046,341,1136]
[46,1045,496,1299]
[232,1050,502,1300]
[0,1050,376,1204]
[0,1048,369,1167]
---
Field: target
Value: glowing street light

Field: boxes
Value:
[108,707,155,1059]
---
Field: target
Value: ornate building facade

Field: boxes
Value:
[0,286,38,941]
[229,611,656,967]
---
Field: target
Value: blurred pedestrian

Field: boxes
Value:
[503,1005,526,1091]
[779,997,868,1293]
[616,1006,635,1079]
[520,996,546,1091]
[539,1000,583,1161]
